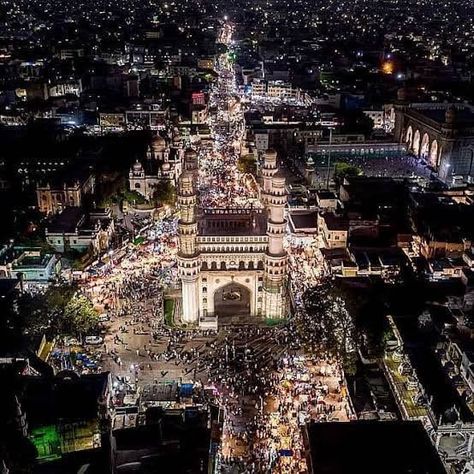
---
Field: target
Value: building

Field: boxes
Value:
[45,207,114,255]
[288,211,318,237]
[129,135,184,199]
[303,421,445,474]
[36,168,95,215]
[177,149,288,326]
[0,246,61,282]
[394,99,474,185]
[125,105,168,130]
[21,372,111,465]
[318,212,349,249]
[112,407,214,473]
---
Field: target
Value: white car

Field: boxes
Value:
[85,336,103,345]
[99,313,110,322]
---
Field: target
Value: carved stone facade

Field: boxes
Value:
[177,149,288,327]
[394,100,474,185]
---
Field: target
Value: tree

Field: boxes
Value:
[341,110,374,137]
[334,162,362,182]
[153,181,176,206]
[17,284,98,339]
[301,280,358,365]
[62,294,99,337]
[122,189,147,205]
[237,154,257,175]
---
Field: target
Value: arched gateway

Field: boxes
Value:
[214,282,251,318]
[177,149,288,328]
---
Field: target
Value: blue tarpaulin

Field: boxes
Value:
[180,383,194,397]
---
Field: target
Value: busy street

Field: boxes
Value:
[45,22,353,474]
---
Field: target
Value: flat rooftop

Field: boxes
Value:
[198,208,267,236]
[305,420,445,474]
[416,106,474,125]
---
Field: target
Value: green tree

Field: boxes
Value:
[122,189,147,205]
[237,154,257,175]
[17,284,98,339]
[62,294,99,337]
[334,162,362,181]
[153,181,176,206]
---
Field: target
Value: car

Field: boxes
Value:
[64,337,80,346]
[99,313,110,322]
[85,335,103,345]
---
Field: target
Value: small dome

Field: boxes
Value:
[152,135,166,151]
[445,105,456,124]
[272,169,286,186]
[133,160,143,172]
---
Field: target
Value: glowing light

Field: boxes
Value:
[382,61,394,75]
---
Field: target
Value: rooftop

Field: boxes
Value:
[305,420,445,474]
[198,208,268,236]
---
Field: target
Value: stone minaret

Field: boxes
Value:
[261,149,278,206]
[177,168,200,324]
[263,155,288,319]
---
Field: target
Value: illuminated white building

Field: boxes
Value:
[177,149,288,327]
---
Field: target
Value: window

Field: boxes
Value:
[135,183,141,189]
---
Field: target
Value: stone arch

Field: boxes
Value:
[213,282,251,318]
[429,140,439,168]
[412,130,421,156]
[405,125,413,150]
[420,133,430,160]
[220,261,226,270]
[239,261,246,270]
[210,261,217,270]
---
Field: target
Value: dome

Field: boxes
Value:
[272,169,286,186]
[445,105,456,124]
[152,135,166,152]
[132,160,143,172]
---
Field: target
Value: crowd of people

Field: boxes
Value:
[56,24,356,473]
[199,35,257,210]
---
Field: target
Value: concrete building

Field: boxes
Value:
[318,212,349,249]
[45,207,114,255]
